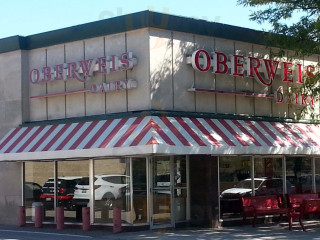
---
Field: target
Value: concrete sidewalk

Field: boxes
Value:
[1,222,320,240]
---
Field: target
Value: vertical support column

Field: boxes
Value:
[56,206,64,230]
[19,163,26,227]
[217,156,222,225]
[82,207,90,231]
[251,156,255,196]
[113,207,122,234]
[21,162,25,208]
[282,156,287,194]
[34,205,43,228]
[312,157,316,193]
[89,159,94,224]
[186,155,190,221]
[54,161,58,224]
[18,206,26,227]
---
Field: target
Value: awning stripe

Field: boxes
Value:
[219,119,249,146]
[176,117,207,146]
[294,124,319,147]
[99,118,129,148]
[70,121,100,150]
[204,119,236,146]
[305,124,320,142]
[232,120,262,146]
[257,122,286,147]
[56,122,86,150]
[0,128,16,148]
[190,118,221,146]
[270,122,300,147]
[5,127,33,153]
[17,125,46,153]
[245,121,274,147]
[83,120,112,149]
[130,119,152,146]
[114,117,144,147]
[152,120,176,146]
[282,122,309,147]
[29,125,59,152]
[160,117,191,146]
[0,116,320,157]
[42,124,71,151]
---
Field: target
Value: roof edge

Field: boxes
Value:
[20,110,319,127]
[0,11,268,53]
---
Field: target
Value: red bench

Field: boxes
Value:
[287,193,320,231]
[242,195,287,227]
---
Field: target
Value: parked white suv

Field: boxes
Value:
[73,174,129,209]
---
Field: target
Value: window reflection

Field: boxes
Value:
[93,158,132,224]
[220,156,251,219]
[286,157,312,193]
[132,158,147,224]
[57,161,88,223]
[24,162,54,223]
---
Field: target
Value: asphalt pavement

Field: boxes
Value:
[1,221,320,240]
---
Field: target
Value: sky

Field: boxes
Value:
[0,0,272,39]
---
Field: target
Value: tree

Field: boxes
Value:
[238,0,320,55]
[238,0,320,120]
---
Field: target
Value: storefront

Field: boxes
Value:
[0,11,319,229]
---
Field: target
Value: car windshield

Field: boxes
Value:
[102,176,129,184]
[235,179,263,189]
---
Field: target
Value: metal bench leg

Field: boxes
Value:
[253,215,257,227]
[299,216,306,232]
[288,214,293,231]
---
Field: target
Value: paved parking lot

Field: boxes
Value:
[1,222,320,240]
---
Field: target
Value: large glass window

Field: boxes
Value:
[93,158,132,224]
[24,162,54,223]
[132,158,147,224]
[58,160,89,223]
[286,157,312,193]
[254,158,286,196]
[315,158,320,193]
[174,156,187,223]
[219,156,251,219]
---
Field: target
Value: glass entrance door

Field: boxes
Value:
[151,156,172,228]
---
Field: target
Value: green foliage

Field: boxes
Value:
[238,0,320,56]
[238,0,320,120]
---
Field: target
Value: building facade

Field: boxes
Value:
[0,11,319,229]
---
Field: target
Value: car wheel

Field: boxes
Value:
[66,201,76,211]
[102,193,115,209]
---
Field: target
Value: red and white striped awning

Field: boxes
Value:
[0,116,320,160]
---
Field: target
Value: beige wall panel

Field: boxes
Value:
[21,51,30,122]
[194,35,216,113]
[149,29,173,111]
[298,55,319,120]
[215,38,236,114]
[0,162,21,224]
[287,52,304,119]
[46,45,66,120]
[104,33,127,113]
[28,49,47,121]
[65,41,85,118]
[0,51,23,132]
[127,29,151,112]
[85,37,106,116]
[252,44,273,117]
[270,50,290,118]
[172,31,195,112]
[234,41,254,115]
[0,52,21,101]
